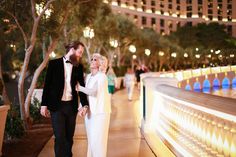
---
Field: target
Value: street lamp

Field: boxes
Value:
[132,54,137,59]
[109,39,118,48]
[196,47,199,52]
[145,49,151,56]
[83,27,95,39]
[50,51,56,58]
[195,54,200,58]
[129,45,136,53]
[171,52,177,58]
[184,53,188,58]
[158,51,164,56]
[36,3,52,19]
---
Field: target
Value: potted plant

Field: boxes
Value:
[0,95,10,156]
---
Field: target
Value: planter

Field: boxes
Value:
[0,105,10,156]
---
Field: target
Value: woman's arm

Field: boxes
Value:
[79,84,97,97]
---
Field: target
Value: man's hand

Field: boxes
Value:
[78,106,88,117]
[40,106,50,118]
[75,83,80,92]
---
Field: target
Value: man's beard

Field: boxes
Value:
[69,54,79,66]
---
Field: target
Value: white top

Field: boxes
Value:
[80,72,111,114]
[61,57,73,101]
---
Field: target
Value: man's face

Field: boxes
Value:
[70,45,84,66]
[74,45,84,58]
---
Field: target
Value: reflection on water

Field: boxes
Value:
[201,86,236,99]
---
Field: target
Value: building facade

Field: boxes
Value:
[104,0,236,37]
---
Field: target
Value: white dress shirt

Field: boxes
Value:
[61,56,73,101]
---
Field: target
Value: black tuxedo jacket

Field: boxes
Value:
[41,57,89,112]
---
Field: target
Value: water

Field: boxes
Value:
[201,86,236,99]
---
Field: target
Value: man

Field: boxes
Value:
[40,41,89,157]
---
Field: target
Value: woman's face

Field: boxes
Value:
[90,56,99,70]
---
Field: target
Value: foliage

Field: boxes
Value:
[30,97,42,123]
[113,66,127,77]
[36,69,46,88]
[5,104,25,139]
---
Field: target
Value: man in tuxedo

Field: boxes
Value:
[40,41,89,157]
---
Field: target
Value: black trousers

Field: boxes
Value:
[50,101,77,157]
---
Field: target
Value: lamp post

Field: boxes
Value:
[129,45,136,69]
[83,26,95,62]
[109,39,118,68]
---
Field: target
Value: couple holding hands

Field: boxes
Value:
[40,41,111,157]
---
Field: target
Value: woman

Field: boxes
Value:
[124,67,136,101]
[106,67,117,95]
[76,53,111,157]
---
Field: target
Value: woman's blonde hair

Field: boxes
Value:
[91,53,108,73]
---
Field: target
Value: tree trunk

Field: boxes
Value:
[0,54,10,105]
[24,40,58,123]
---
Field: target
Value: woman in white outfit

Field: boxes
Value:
[123,67,136,101]
[76,53,111,157]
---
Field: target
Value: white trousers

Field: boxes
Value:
[126,83,134,100]
[85,113,110,157]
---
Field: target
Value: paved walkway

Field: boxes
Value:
[39,87,156,157]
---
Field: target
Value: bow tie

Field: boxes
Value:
[66,60,72,64]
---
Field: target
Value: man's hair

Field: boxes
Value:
[64,41,84,53]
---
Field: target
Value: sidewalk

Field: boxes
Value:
[38,87,156,157]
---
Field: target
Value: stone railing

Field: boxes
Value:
[140,65,236,157]
[0,105,10,156]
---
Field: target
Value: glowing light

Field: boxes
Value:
[145,49,151,56]
[83,27,94,39]
[171,52,177,58]
[36,3,52,19]
[50,51,56,58]
[129,45,136,53]
[132,54,137,59]
[184,53,188,58]
[230,54,235,58]
[109,39,118,48]
[159,51,164,56]
[195,54,200,58]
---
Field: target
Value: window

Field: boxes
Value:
[160,19,165,27]
[227,5,232,9]
[151,0,155,6]
[151,8,155,13]
[177,0,180,4]
[187,6,192,11]
[142,16,147,25]
[187,12,192,17]
[186,0,192,4]
[186,22,192,26]
[198,0,202,4]
[208,9,213,14]
[168,4,172,9]
[177,5,180,10]
[151,18,156,25]
[218,16,222,20]
[208,15,213,20]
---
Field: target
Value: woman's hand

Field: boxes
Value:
[76,82,80,91]
[78,105,88,117]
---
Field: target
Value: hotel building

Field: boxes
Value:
[104,0,236,37]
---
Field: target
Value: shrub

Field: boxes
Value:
[5,104,25,139]
[30,97,42,123]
